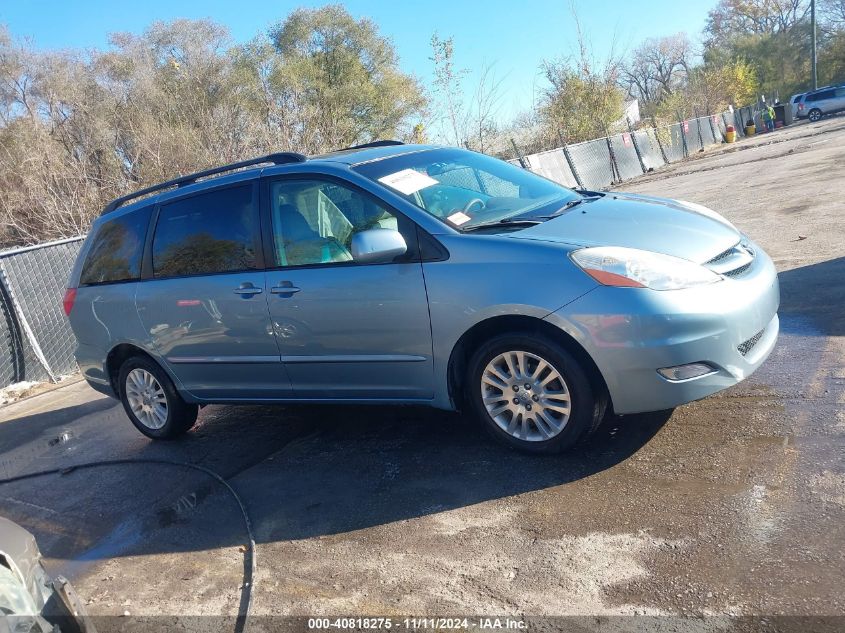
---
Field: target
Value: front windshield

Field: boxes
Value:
[353,148,580,229]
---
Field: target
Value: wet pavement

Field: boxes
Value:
[0,118,843,628]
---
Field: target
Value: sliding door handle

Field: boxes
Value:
[271,285,301,295]
[233,284,263,296]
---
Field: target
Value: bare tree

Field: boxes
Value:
[429,33,469,146]
[821,0,845,28]
[622,34,692,106]
[467,63,506,152]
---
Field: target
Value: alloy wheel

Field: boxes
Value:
[125,368,168,430]
[481,350,572,442]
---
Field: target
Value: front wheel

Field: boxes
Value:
[118,356,198,439]
[466,333,606,454]
[808,108,822,122]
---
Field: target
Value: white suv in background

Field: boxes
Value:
[797,85,845,122]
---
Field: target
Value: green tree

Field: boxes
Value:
[0,11,429,247]
[268,5,426,151]
[703,0,817,98]
[705,0,810,45]
[819,31,845,83]
[536,2,626,144]
[539,61,626,143]
[654,58,758,120]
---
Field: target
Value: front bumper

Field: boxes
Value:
[545,248,780,414]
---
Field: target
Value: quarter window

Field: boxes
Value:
[80,207,150,285]
[153,185,257,278]
[269,180,403,267]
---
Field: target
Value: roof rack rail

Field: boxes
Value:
[342,140,405,151]
[102,152,308,215]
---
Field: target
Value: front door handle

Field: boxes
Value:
[271,284,301,296]
[234,283,263,296]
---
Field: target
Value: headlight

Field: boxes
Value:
[675,200,738,231]
[570,247,721,290]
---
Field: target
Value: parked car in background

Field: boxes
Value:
[64,143,780,454]
[797,85,845,121]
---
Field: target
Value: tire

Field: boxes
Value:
[465,333,606,454]
[118,356,198,439]
[808,108,822,122]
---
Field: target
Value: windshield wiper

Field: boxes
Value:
[461,194,602,231]
[534,196,599,219]
[461,217,544,232]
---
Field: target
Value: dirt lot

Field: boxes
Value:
[1,117,844,630]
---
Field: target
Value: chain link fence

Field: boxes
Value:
[0,237,84,389]
[566,138,615,190]
[522,149,579,188]
[514,110,733,191]
[634,129,666,171]
[608,133,643,182]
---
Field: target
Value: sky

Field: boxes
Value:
[0,0,716,121]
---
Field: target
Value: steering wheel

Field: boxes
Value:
[462,198,485,214]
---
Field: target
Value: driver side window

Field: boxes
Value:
[269,179,401,267]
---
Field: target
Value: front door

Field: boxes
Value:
[136,181,290,400]
[261,176,434,399]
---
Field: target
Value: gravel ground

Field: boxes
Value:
[0,117,843,631]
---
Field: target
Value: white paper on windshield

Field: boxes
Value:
[447,212,471,226]
[378,169,438,195]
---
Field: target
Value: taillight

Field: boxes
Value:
[799,103,804,110]
[63,288,77,316]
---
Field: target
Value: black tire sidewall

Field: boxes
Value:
[118,356,195,440]
[809,109,822,122]
[466,333,596,454]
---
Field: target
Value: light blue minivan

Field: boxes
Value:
[65,143,779,453]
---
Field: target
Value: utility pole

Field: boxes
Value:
[811,0,818,90]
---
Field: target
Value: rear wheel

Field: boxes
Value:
[118,356,198,439]
[466,333,606,454]
[808,108,823,122]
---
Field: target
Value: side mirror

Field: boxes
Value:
[351,228,407,264]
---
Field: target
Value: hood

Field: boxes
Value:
[509,192,740,263]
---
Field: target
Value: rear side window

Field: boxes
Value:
[153,185,257,278]
[80,208,151,285]
[807,90,834,101]
[792,94,803,103]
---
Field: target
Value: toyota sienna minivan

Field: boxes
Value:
[64,142,779,453]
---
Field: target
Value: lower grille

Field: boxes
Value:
[724,262,752,277]
[737,329,765,356]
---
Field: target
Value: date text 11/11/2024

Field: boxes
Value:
[307,617,528,630]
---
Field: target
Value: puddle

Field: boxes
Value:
[47,431,72,447]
